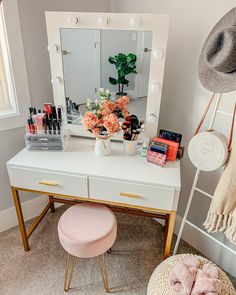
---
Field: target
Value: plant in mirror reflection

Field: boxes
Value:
[100,88,111,99]
[108,53,137,96]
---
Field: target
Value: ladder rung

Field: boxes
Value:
[216,110,233,117]
[185,220,236,255]
[195,187,213,198]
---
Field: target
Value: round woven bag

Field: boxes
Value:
[188,94,235,172]
[147,254,236,295]
[188,131,228,171]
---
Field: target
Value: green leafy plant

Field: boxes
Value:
[108,53,137,95]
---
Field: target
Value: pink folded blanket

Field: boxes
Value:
[191,264,221,295]
[169,255,200,295]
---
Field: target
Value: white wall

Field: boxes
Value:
[0,0,110,212]
[111,0,236,275]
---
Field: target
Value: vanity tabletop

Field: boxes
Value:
[7,137,181,190]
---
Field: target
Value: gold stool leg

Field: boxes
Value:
[64,253,77,292]
[97,253,110,293]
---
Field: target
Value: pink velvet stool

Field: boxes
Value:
[58,203,117,292]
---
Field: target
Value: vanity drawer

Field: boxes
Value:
[89,177,175,211]
[8,167,88,197]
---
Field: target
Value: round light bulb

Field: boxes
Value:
[130,16,141,28]
[147,114,157,124]
[51,76,63,85]
[67,15,79,25]
[153,49,164,59]
[98,15,109,26]
[47,43,60,53]
[150,83,161,93]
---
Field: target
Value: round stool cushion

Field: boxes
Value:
[58,203,117,258]
[147,254,236,295]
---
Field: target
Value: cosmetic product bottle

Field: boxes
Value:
[141,138,149,157]
[52,106,57,120]
[57,107,62,121]
[29,107,34,115]
[34,112,45,133]
[27,117,36,134]
[43,103,52,116]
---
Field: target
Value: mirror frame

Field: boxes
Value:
[46,12,169,139]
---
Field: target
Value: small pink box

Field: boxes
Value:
[147,150,167,167]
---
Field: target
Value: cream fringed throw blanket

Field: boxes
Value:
[204,144,236,244]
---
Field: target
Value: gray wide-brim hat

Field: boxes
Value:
[198,7,236,93]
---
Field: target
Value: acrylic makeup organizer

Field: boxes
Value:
[25,130,67,151]
[174,93,236,257]
[25,116,68,151]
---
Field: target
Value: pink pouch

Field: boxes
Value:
[147,150,167,167]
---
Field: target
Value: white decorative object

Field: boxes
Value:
[153,49,164,59]
[147,114,157,124]
[47,43,60,53]
[123,140,138,156]
[188,131,228,171]
[94,137,111,156]
[130,16,141,28]
[67,15,79,25]
[150,83,161,93]
[98,15,109,26]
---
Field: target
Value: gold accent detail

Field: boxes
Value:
[12,187,29,251]
[119,192,142,198]
[64,253,77,291]
[163,210,176,259]
[27,202,52,238]
[38,180,59,186]
[97,254,110,292]
[63,252,109,292]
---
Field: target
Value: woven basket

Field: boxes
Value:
[147,254,236,295]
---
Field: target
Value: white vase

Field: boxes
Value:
[94,137,111,156]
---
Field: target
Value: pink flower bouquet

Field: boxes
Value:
[83,95,129,138]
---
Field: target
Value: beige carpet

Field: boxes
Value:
[0,205,235,294]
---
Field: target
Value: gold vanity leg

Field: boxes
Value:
[11,187,30,251]
[64,253,77,291]
[163,211,176,259]
[49,195,55,213]
[97,254,110,292]
[164,214,169,244]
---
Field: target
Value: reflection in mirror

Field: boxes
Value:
[60,29,153,125]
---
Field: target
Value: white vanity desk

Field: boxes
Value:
[7,137,181,258]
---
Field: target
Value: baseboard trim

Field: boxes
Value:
[0,195,62,233]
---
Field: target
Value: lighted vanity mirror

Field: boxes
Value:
[46,12,169,138]
[60,28,152,125]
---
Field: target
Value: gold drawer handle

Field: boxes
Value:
[119,192,142,198]
[39,180,59,186]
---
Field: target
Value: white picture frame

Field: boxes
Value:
[45,12,169,139]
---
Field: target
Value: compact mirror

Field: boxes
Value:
[60,29,152,125]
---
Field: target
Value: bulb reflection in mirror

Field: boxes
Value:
[47,43,60,54]
[67,15,79,25]
[98,15,109,26]
[153,49,164,59]
[130,16,141,28]
[150,83,161,93]
[147,114,157,124]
